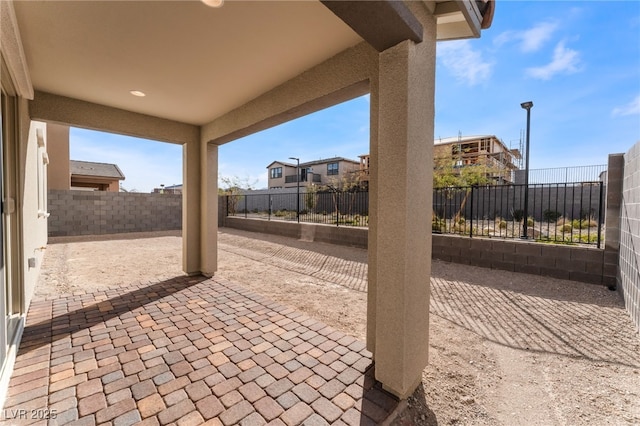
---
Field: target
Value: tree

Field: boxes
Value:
[323,171,363,220]
[218,175,258,214]
[433,151,502,225]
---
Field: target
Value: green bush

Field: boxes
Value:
[432,217,446,232]
[527,217,534,227]
[560,223,573,233]
[543,209,562,223]
[498,220,507,229]
[572,219,597,229]
[579,234,598,243]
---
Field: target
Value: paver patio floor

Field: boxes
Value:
[1,275,398,426]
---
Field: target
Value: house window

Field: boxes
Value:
[327,162,339,175]
[270,167,282,179]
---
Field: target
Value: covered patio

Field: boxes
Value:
[1,0,495,405]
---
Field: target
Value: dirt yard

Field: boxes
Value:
[38,229,640,425]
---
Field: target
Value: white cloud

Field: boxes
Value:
[612,95,640,117]
[520,21,559,52]
[526,41,582,80]
[438,40,493,86]
[494,21,558,52]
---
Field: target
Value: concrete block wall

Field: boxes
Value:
[224,217,367,248]
[618,142,640,331]
[432,234,610,285]
[222,215,610,286]
[48,190,182,236]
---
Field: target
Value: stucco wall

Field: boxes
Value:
[46,123,70,190]
[48,190,182,236]
[618,141,640,332]
[21,119,49,309]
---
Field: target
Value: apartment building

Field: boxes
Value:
[434,135,521,184]
[266,157,359,189]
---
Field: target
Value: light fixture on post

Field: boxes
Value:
[520,101,533,239]
[289,157,300,223]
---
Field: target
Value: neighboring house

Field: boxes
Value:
[434,135,522,184]
[153,184,182,194]
[266,157,360,189]
[47,125,125,192]
[70,160,125,192]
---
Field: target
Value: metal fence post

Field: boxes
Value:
[336,191,340,227]
[244,194,247,218]
[597,181,604,249]
[469,186,474,238]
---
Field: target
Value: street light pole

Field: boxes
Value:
[289,157,300,223]
[520,101,533,239]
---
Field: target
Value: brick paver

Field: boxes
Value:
[0,275,398,425]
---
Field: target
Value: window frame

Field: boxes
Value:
[327,162,339,176]
[270,167,282,179]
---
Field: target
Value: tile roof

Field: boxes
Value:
[70,160,125,180]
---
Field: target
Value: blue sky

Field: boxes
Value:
[71,1,640,192]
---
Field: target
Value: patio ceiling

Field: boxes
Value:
[13,1,363,126]
[12,0,486,128]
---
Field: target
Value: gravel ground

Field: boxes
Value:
[37,228,640,425]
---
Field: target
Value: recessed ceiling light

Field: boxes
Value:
[202,0,224,8]
[130,90,146,97]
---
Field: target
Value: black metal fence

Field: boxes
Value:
[226,190,369,227]
[512,164,607,184]
[432,182,604,247]
[225,181,605,246]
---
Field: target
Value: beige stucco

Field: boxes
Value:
[201,42,376,146]
[368,5,436,397]
[20,120,48,306]
[46,124,70,190]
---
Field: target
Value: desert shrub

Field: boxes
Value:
[579,234,598,243]
[571,219,596,229]
[543,209,562,223]
[560,223,573,233]
[452,222,467,233]
[457,217,466,225]
[556,216,569,226]
[432,216,446,232]
[274,210,287,217]
[527,217,534,227]
[498,220,507,229]
[512,209,524,222]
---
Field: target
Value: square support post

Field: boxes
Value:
[367,17,436,399]
[201,142,218,276]
[182,138,201,275]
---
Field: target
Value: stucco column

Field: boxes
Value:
[182,139,201,274]
[200,142,218,276]
[368,20,436,398]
